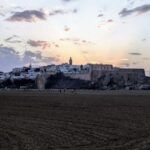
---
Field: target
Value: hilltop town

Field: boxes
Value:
[0,57,150,90]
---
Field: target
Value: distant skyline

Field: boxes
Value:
[0,0,150,75]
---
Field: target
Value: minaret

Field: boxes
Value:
[29,60,32,69]
[69,57,73,65]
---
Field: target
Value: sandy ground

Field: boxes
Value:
[0,90,150,150]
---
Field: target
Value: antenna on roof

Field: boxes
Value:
[29,59,32,69]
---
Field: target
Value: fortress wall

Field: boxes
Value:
[119,69,145,84]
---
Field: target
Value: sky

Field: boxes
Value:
[0,0,150,75]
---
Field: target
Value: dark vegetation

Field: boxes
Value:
[45,73,97,89]
[0,79,35,89]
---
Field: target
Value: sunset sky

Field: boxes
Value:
[0,0,150,75]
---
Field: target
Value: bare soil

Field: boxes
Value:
[0,90,150,150]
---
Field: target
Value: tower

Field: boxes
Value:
[29,60,32,69]
[69,57,73,65]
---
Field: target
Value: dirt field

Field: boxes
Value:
[0,90,150,150]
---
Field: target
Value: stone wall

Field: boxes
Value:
[118,68,145,85]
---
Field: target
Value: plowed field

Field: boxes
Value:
[0,90,150,150]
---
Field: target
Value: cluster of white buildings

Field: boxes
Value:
[0,66,41,83]
[0,57,88,83]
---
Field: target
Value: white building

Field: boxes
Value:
[11,67,41,81]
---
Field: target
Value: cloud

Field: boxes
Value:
[23,51,58,65]
[62,0,78,3]
[49,9,77,16]
[119,4,150,17]
[126,0,135,7]
[54,44,59,48]
[23,51,42,60]
[27,40,60,49]
[82,51,88,54]
[62,0,73,2]
[120,58,129,61]
[132,62,139,65]
[0,46,21,71]
[141,38,147,42]
[0,5,22,17]
[54,43,60,48]
[27,40,51,49]
[107,19,114,23]
[0,45,59,71]
[5,35,22,43]
[129,52,142,56]
[0,5,5,16]
[143,57,150,61]
[7,10,47,22]
[0,46,19,56]
[98,14,104,17]
[64,26,70,32]
[119,62,130,67]
[97,19,114,28]
[119,58,130,67]
[59,38,93,45]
